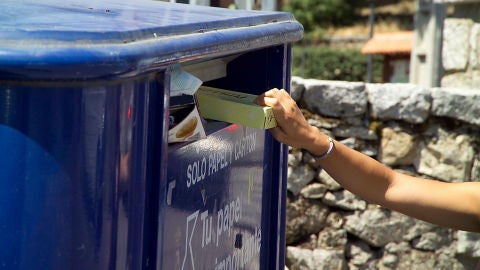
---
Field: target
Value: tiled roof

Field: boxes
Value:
[361,31,413,55]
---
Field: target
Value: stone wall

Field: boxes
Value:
[285,77,480,270]
[441,17,480,89]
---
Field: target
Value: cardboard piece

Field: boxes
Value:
[168,95,206,143]
[168,65,206,143]
[196,86,277,129]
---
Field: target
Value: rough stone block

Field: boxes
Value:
[414,126,475,181]
[286,247,347,270]
[470,23,480,70]
[431,87,480,126]
[378,126,419,166]
[440,71,475,89]
[367,83,431,123]
[287,164,315,195]
[286,196,328,244]
[443,18,474,71]
[302,79,366,117]
[344,208,414,247]
[290,76,305,102]
[457,231,480,258]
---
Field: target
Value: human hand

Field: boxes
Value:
[255,88,323,150]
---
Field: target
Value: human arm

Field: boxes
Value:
[256,88,480,232]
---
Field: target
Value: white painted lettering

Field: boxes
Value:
[216,197,242,246]
[182,211,199,270]
[186,157,207,188]
[234,132,256,160]
[208,147,231,177]
[201,210,212,248]
[214,227,262,270]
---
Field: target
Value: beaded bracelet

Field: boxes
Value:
[308,137,335,161]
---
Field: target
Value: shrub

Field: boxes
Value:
[292,45,383,82]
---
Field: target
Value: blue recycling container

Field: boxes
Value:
[0,0,303,269]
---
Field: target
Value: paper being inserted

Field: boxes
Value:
[168,64,206,143]
[195,86,277,129]
[169,64,203,96]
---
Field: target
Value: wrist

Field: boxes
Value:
[307,136,335,161]
[305,128,334,158]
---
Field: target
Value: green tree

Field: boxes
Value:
[283,0,362,33]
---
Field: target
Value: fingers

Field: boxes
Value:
[258,96,278,108]
[268,126,288,144]
[256,89,296,123]
[255,88,289,106]
[264,88,287,98]
[255,88,315,148]
[254,93,267,106]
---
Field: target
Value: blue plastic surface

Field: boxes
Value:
[163,125,272,269]
[0,0,302,80]
[0,80,163,269]
[0,0,302,269]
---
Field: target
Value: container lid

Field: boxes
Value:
[0,0,303,80]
